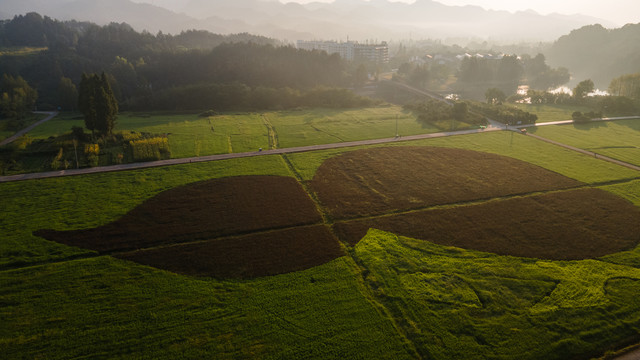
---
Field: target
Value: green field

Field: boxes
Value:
[2,128,640,358]
[266,106,435,148]
[286,130,640,183]
[16,106,435,159]
[0,113,47,142]
[513,103,594,123]
[527,119,640,166]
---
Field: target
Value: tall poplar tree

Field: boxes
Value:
[78,72,118,137]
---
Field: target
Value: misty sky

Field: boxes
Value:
[280,0,640,26]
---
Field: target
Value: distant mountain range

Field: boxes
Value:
[1,0,617,42]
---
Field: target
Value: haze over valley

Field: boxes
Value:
[0,0,622,42]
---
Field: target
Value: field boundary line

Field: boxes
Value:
[331,180,640,226]
[261,113,279,150]
[519,130,640,172]
[112,223,328,256]
[0,251,100,273]
[281,154,333,225]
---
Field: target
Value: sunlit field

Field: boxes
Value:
[513,103,594,123]
[21,106,433,158]
[2,130,640,359]
[527,118,640,166]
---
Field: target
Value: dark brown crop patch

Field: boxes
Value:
[309,146,583,219]
[117,225,342,278]
[36,175,323,253]
[334,188,640,260]
[35,175,344,278]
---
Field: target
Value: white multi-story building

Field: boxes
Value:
[296,40,389,63]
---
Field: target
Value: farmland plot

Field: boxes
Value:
[267,106,434,148]
[354,229,640,359]
[528,119,640,166]
[310,146,583,219]
[6,141,640,359]
[36,175,343,278]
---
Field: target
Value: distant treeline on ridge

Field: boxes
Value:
[0,13,371,112]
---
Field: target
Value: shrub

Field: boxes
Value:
[84,143,99,167]
[129,137,171,161]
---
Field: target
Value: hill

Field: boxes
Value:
[1,0,615,42]
[547,23,640,88]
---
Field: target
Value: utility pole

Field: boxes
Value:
[395,115,399,138]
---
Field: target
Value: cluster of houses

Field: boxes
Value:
[409,52,508,66]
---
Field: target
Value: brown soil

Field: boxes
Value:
[36,175,323,253]
[117,225,342,278]
[34,147,640,277]
[334,188,640,260]
[309,146,583,219]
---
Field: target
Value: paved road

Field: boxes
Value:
[0,126,502,183]
[513,115,640,128]
[0,111,58,147]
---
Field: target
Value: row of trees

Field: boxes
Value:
[469,102,538,126]
[0,13,360,112]
[457,53,570,96]
[609,73,640,100]
[404,100,487,128]
[0,75,38,119]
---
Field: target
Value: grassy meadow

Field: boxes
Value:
[2,120,640,358]
[527,118,640,166]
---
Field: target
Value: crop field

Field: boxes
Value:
[334,188,640,259]
[309,146,583,219]
[36,175,343,278]
[286,130,640,183]
[528,118,640,166]
[18,106,431,159]
[3,137,640,359]
[354,229,640,359]
[265,106,434,148]
[513,103,593,123]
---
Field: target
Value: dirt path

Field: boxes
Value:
[0,111,58,147]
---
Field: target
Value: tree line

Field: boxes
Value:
[0,13,364,113]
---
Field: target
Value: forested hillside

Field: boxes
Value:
[0,13,359,111]
[547,23,640,88]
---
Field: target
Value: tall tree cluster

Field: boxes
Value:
[0,74,38,119]
[609,73,640,100]
[78,73,118,137]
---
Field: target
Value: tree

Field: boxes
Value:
[78,72,118,137]
[58,77,78,111]
[573,79,594,99]
[354,64,368,89]
[0,74,38,119]
[452,102,468,121]
[485,88,506,105]
[609,73,640,100]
